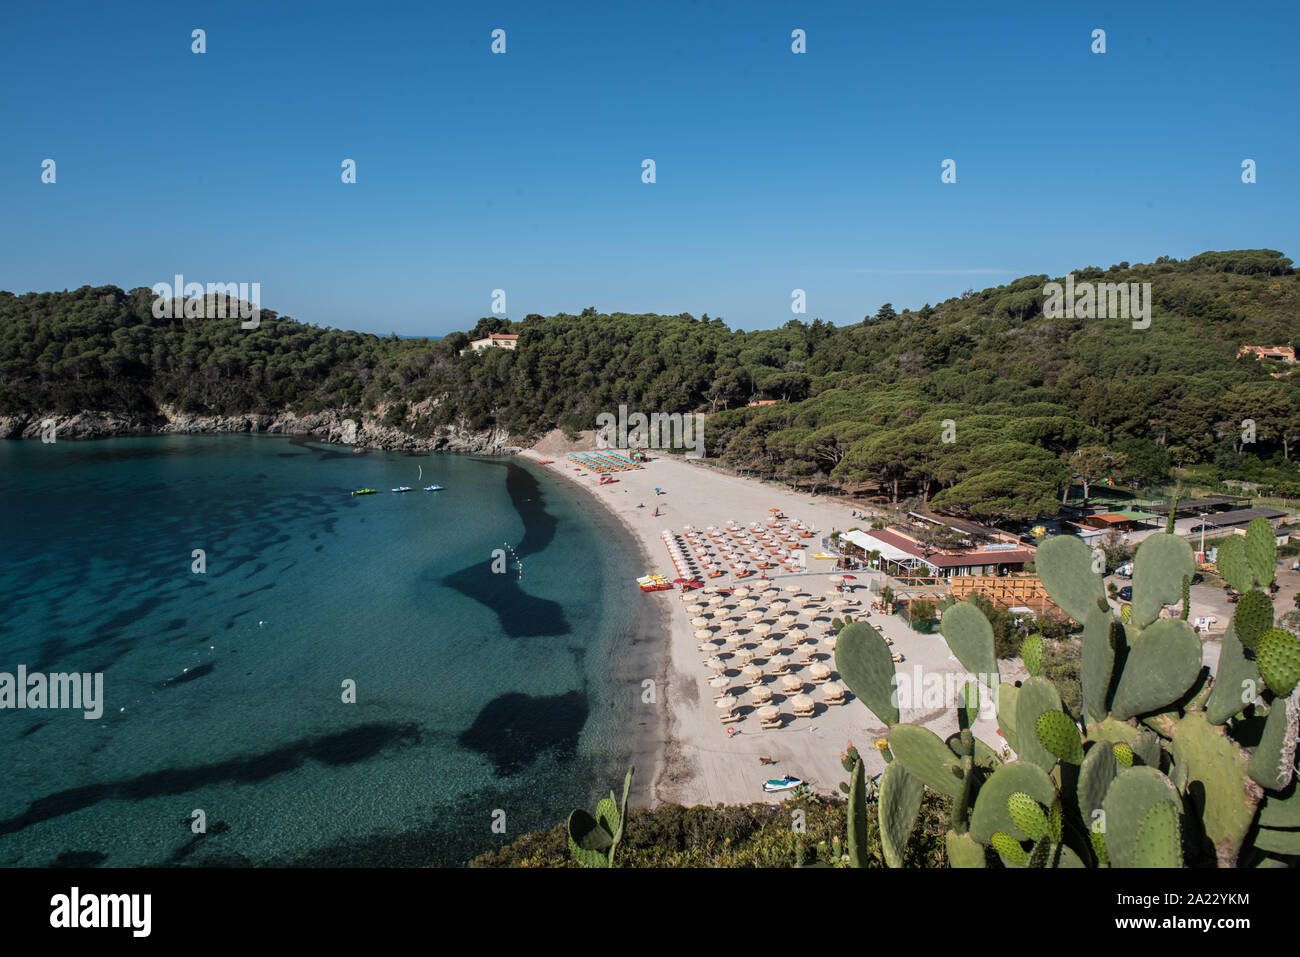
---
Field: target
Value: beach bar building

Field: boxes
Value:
[838,527,1035,579]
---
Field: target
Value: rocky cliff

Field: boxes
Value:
[0,406,521,455]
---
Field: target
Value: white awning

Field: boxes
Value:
[840,529,933,571]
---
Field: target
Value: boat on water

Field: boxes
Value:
[762,775,804,793]
[351,488,377,496]
[424,484,444,491]
[392,486,413,493]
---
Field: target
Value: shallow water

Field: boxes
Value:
[0,435,653,866]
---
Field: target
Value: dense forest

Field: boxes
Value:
[2,249,1298,522]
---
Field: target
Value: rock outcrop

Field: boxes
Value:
[0,406,519,455]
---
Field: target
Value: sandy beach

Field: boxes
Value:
[520,446,1015,808]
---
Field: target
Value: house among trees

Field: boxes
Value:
[1238,345,1296,363]
[459,333,519,355]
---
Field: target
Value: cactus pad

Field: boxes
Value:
[1234,590,1274,652]
[1256,628,1300,697]
[1131,533,1195,629]
[877,760,923,868]
[1090,829,1110,867]
[1007,791,1049,841]
[1036,535,1107,622]
[945,829,987,868]
[1110,618,1202,720]
[1101,767,1182,869]
[887,723,964,798]
[1021,633,1043,677]
[939,601,1000,691]
[1245,517,1277,588]
[1112,742,1134,767]
[1247,695,1297,792]
[1081,604,1116,724]
[1036,710,1084,764]
[1078,740,1118,825]
[834,622,900,725]
[1216,535,1254,594]
[995,682,1020,752]
[1132,800,1183,868]
[970,761,1057,843]
[1171,711,1261,866]
[991,832,1028,867]
[1016,676,1065,771]
[1206,622,1261,724]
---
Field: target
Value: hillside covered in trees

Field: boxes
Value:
[2,249,1298,522]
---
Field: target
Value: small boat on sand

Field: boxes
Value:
[392,486,413,493]
[762,775,804,793]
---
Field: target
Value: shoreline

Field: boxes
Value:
[517,450,676,808]
[519,449,1012,808]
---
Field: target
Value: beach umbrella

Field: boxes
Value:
[761,638,781,653]
[783,584,801,594]
[769,600,787,613]
[791,693,815,712]
[694,629,714,640]
[831,598,850,608]
[733,588,751,598]
[829,576,843,585]
[762,589,779,598]
[824,634,837,649]
[746,610,764,621]
[686,604,704,613]
[708,595,725,606]
[778,613,798,626]
[753,623,773,636]
[742,664,763,680]
[724,633,743,646]
[716,695,737,711]
[704,656,726,671]
[781,675,803,693]
[737,648,755,662]
[739,598,757,608]
[709,675,731,690]
[691,617,710,627]
[822,681,845,700]
[809,663,831,680]
[751,684,774,702]
[758,705,780,722]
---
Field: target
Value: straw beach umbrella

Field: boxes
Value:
[704,656,727,672]
[822,681,846,703]
[753,623,772,636]
[742,664,764,686]
[791,693,816,716]
[716,695,737,714]
[751,685,773,704]
[783,583,801,594]
[809,662,831,682]
[781,675,803,694]
[757,704,781,726]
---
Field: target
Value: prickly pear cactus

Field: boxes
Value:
[1256,628,1300,697]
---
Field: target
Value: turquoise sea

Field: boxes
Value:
[0,435,658,866]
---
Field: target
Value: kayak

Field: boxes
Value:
[424,485,444,491]
[392,487,413,493]
[351,489,377,496]
[762,775,804,793]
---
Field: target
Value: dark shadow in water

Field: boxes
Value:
[49,850,108,867]
[160,661,215,688]
[0,722,421,838]
[440,459,569,637]
[167,820,232,863]
[440,562,568,637]
[458,690,588,776]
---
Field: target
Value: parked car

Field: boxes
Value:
[1118,585,1132,602]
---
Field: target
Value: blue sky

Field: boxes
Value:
[2,1,1297,335]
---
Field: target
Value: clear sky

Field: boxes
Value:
[2,1,1297,336]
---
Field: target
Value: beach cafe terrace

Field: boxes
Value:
[836,527,1035,579]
